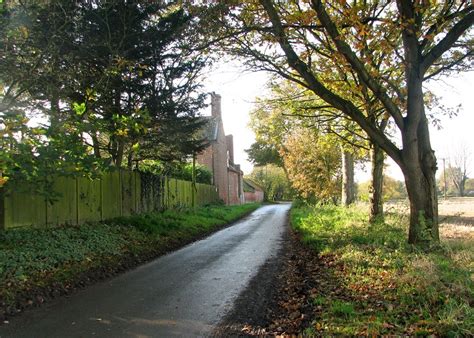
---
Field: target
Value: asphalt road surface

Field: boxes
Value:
[0,203,290,338]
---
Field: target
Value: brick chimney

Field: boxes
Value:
[211,92,222,118]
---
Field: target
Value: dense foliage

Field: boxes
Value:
[247,165,293,201]
[0,1,209,195]
[139,160,212,185]
[282,129,341,202]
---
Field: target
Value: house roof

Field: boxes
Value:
[228,164,243,174]
[243,178,264,193]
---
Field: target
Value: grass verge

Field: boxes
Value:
[291,203,473,336]
[0,203,260,320]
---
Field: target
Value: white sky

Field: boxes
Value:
[202,63,474,182]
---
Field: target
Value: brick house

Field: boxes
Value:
[196,93,244,205]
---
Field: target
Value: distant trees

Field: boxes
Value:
[437,146,471,197]
[247,165,292,201]
[450,146,470,197]
[466,178,474,194]
[438,166,469,197]
[282,129,341,202]
[448,166,468,197]
[1,1,209,193]
[246,141,282,168]
[358,176,407,202]
[246,91,294,170]
[247,81,367,204]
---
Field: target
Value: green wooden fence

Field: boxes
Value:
[0,170,219,229]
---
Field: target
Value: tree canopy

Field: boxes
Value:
[1,1,210,194]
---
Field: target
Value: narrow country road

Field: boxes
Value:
[0,203,290,338]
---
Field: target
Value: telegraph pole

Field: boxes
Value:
[442,158,447,199]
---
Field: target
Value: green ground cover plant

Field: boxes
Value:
[291,203,473,336]
[112,204,259,236]
[0,203,260,317]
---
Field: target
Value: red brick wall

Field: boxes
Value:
[228,170,242,205]
[244,191,264,203]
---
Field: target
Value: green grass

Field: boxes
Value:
[330,300,356,318]
[111,203,259,236]
[291,203,474,336]
[0,203,260,311]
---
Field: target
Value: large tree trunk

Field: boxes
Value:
[401,65,439,245]
[341,149,355,206]
[396,4,439,245]
[402,155,439,245]
[369,141,384,223]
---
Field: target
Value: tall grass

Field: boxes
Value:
[291,203,473,336]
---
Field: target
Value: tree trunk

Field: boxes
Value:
[460,181,465,197]
[369,141,384,223]
[402,156,439,245]
[127,152,133,170]
[50,92,60,131]
[458,175,467,197]
[401,68,439,245]
[115,141,124,168]
[91,133,101,159]
[396,11,440,245]
[341,149,355,206]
